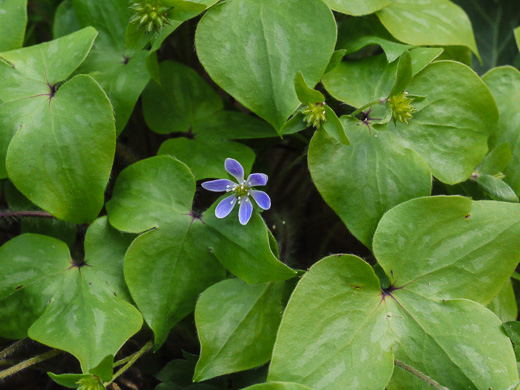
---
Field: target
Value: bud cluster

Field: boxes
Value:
[303,102,327,129]
[130,0,170,33]
[387,91,416,125]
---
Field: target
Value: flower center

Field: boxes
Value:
[227,181,251,198]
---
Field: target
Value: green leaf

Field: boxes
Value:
[0,220,143,372]
[321,106,350,146]
[142,60,223,134]
[0,234,71,339]
[243,383,313,390]
[504,321,520,361]
[516,27,520,51]
[194,279,284,381]
[476,174,519,203]
[376,0,479,58]
[373,196,520,305]
[53,0,80,38]
[476,142,512,175]
[268,255,395,389]
[195,0,337,130]
[322,48,441,109]
[488,280,518,323]
[324,49,346,74]
[322,0,390,16]
[388,292,517,389]
[4,180,77,246]
[106,156,195,233]
[482,67,520,195]
[157,137,255,181]
[0,0,27,51]
[5,75,115,224]
[187,111,277,140]
[294,71,324,106]
[308,121,431,248]
[0,26,98,178]
[71,0,151,134]
[389,50,412,97]
[453,0,520,74]
[269,253,519,388]
[48,373,94,388]
[389,61,499,184]
[124,223,225,349]
[202,202,297,284]
[336,15,413,63]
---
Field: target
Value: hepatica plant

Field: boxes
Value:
[1,1,520,389]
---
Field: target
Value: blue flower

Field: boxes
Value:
[202,158,271,225]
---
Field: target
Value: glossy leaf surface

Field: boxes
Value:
[195,0,337,130]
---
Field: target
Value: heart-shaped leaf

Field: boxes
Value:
[195,0,337,130]
[5,74,115,224]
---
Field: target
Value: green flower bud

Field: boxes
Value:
[387,91,416,125]
[129,0,171,33]
[303,102,327,129]
[76,376,104,390]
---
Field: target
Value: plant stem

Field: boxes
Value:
[394,359,449,389]
[0,349,62,380]
[349,99,384,117]
[0,339,26,359]
[105,341,153,386]
[0,211,54,219]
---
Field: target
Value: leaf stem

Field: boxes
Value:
[0,210,54,219]
[0,339,27,359]
[0,349,62,380]
[348,99,384,117]
[394,359,449,389]
[105,341,153,386]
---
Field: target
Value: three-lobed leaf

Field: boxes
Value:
[0,218,142,372]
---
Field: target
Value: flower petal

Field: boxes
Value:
[238,197,253,225]
[247,173,268,187]
[201,179,236,192]
[215,195,237,219]
[250,190,271,210]
[225,158,244,183]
